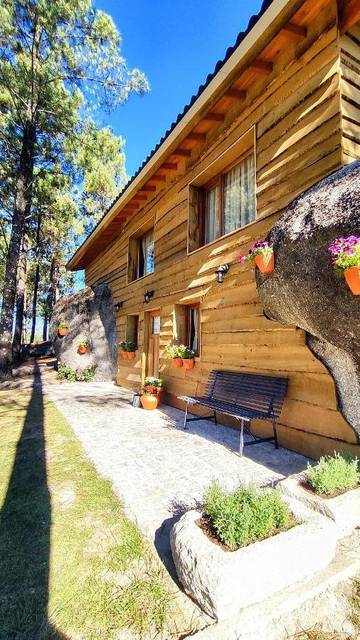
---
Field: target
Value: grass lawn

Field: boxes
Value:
[0,377,178,639]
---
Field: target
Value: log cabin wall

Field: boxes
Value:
[84,0,360,459]
[340,22,360,162]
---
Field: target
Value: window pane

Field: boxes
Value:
[140,230,154,276]
[223,154,255,235]
[204,185,220,244]
[152,315,160,334]
[187,306,199,354]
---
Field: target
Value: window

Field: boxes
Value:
[188,150,256,252]
[173,303,201,356]
[185,304,200,354]
[126,315,139,348]
[129,227,154,281]
[203,154,255,244]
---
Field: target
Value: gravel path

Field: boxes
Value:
[44,379,309,570]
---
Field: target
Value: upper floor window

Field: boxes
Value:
[129,227,154,282]
[204,154,255,244]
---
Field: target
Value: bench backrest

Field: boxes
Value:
[205,370,288,418]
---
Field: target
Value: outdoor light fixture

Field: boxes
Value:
[114,302,123,312]
[144,290,154,304]
[215,264,229,284]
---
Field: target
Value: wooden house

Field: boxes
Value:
[68,0,360,459]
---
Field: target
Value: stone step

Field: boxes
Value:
[185,530,360,639]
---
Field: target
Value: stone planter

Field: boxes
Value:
[170,499,336,621]
[278,473,360,537]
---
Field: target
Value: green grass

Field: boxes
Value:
[0,385,173,639]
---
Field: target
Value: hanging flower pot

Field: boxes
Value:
[328,236,360,296]
[140,394,160,410]
[254,253,275,274]
[58,322,69,337]
[77,336,89,355]
[238,240,274,275]
[344,266,360,295]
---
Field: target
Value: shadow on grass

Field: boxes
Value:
[0,362,68,639]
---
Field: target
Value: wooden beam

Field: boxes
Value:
[225,89,247,99]
[340,0,360,33]
[249,59,273,75]
[203,112,225,122]
[132,195,147,201]
[173,149,192,157]
[282,22,307,39]
[186,132,207,142]
[162,162,178,170]
[149,175,166,182]
[140,185,157,192]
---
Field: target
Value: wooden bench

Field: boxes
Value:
[178,370,288,456]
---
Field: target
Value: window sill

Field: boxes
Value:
[127,271,154,286]
[187,215,258,257]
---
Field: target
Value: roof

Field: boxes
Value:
[67,0,291,271]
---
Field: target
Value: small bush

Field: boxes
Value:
[57,364,96,383]
[306,453,360,496]
[203,483,290,550]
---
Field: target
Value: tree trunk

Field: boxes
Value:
[0,123,36,377]
[43,253,60,342]
[30,263,40,344]
[13,236,28,361]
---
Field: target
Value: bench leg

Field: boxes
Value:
[273,418,279,449]
[239,419,245,457]
[214,410,217,425]
[183,403,189,430]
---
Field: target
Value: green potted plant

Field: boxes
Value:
[166,344,183,368]
[77,336,89,355]
[140,377,163,410]
[237,240,274,274]
[119,340,137,360]
[181,345,196,369]
[58,321,69,337]
[328,235,360,295]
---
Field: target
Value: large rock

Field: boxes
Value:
[50,284,117,381]
[257,160,360,438]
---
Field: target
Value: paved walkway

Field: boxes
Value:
[45,378,310,571]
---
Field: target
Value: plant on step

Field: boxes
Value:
[140,377,163,410]
[203,482,290,550]
[328,235,360,295]
[237,239,274,274]
[77,336,89,354]
[306,452,360,496]
[57,321,69,337]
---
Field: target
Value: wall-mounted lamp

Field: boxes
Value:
[144,290,154,304]
[215,264,229,284]
[114,302,123,312]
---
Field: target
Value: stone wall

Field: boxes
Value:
[50,283,117,381]
[257,160,360,440]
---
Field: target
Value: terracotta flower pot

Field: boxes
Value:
[120,351,127,359]
[183,358,195,369]
[58,327,69,337]
[255,253,275,274]
[127,351,136,360]
[140,394,159,410]
[172,358,183,368]
[344,266,360,295]
[78,345,88,355]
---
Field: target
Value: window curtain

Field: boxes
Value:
[204,185,220,244]
[141,230,154,275]
[223,154,255,235]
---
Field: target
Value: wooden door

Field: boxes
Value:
[147,310,160,377]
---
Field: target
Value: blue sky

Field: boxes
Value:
[94,0,263,177]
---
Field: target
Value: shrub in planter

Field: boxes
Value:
[77,336,89,354]
[165,345,183,368]
[238,240,274,274]
[171,482,337,620]
[57,321,69,337]
[328,235,360,295]
[278,453,360,537]
[306,453,360,497]
[119,340,137,359]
